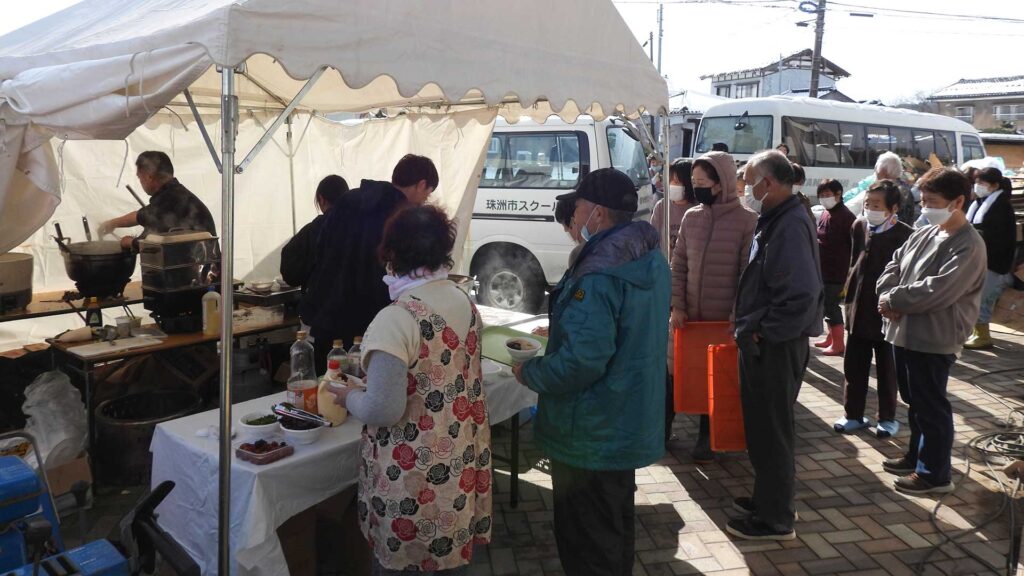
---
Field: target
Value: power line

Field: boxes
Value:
[826,1,1024,24]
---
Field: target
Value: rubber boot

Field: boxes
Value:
[964,323,993,350]
[813,328,833,348]
[822,325,846,356]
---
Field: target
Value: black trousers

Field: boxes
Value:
[665,370,675,442]
[823,283,845,327]
[893,346,956,485]
[551,460,636,576]
[738,336,808,532]
[843,333,898,422]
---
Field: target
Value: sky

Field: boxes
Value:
[1,0,1020,104]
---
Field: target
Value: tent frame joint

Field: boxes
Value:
[183,89,223,173]
[235,67,325,174]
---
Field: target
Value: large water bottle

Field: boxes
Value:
[327,339,349,376]
[286,331,318,413]
[347,336,365,379]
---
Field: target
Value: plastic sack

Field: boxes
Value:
[21,371,87,470]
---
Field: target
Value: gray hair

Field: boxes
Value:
[874,152,902,179]
[135,151,174,179]
[746,150,795,186]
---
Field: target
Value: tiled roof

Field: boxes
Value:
[700,48,851,81]
[930,76,1024,100]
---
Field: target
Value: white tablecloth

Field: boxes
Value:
[151,374,537,575]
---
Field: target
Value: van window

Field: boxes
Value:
[696,115,772,155]
[606,127,650,187]
[479,132,588,189]
[961,134,985,162]
[840,123,868,168]
[866,126,891,167]
[782,117,852,167]
[935,131,955,166]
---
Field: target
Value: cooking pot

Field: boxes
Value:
[0,252,33,312]
[54,229,137,298]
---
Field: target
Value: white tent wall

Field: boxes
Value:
[0,108,495,352]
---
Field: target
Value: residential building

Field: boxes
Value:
[929,76,1024,131]
[700,49,851,100]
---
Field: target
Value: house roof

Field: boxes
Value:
[929,76,1024,101]
[784,87,855,103]
[699,49,851,82]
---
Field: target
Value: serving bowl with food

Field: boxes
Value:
[238,412,280,437]
[505,337,542,362]
[279,415,324,445]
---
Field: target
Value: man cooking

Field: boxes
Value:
[98,151,217,250]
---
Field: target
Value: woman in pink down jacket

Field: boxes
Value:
[669,151,757,463]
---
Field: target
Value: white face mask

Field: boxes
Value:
[921,205,954,227]
[744,181,766,214]
[668,184,684,202]
[865,209,889,226]
[819,197,837,210]
[973,183,993,198]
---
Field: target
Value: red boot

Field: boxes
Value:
[822,325,846,356]
[813,328,832,348]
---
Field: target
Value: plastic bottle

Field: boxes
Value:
[202,287,221,336]
[286,331,318,413]
[317,356,349,425]
[327,339,348,375]
[347,336,364,378]
[84,297,102,328]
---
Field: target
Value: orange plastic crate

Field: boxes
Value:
[673,322,733,414]
[708,343,746,452]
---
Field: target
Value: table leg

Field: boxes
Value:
[510,412,519,509]
[84,365,96,483]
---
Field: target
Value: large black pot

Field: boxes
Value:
[58,240,137,298]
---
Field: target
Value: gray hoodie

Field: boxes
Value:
[876,223,986,355]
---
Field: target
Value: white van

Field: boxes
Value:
[468,116,655,312]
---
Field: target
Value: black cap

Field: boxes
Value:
[556,168,638,213]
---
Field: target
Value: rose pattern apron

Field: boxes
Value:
[357,293,493,572]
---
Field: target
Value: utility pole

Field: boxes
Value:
[808,0,826,98]
[657,3,664,74]
[649,31,654,62]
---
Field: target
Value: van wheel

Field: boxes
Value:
[476,257,545,313]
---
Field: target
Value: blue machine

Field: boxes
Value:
[0,432,197,576]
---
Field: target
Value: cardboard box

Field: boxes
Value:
[992,289,1024,334]
[46,454,92,496]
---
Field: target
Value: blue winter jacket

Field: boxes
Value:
[520,221,670,470]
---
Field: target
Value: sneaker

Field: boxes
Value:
[882,456,916,475]
[833,416,870,434]
[876,420,900,439]
[894,473,954,496]
[726,517,795,541]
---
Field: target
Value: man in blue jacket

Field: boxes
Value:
[513,168,670,576]
[730,150,824,541]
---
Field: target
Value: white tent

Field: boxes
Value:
[1,1,667,572]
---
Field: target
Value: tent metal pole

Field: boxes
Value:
[661,112,671,261]
[218,65,238,576]
[287,114,297,235]
[236,67,325,173]
[183,89,223,173]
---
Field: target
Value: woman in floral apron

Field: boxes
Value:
[330,205,492,575]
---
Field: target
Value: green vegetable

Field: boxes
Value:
[245,415,278,426]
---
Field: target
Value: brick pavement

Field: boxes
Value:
[474,326,1024,575]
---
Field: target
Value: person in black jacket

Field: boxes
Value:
[300,155,439,368]
[279,175,348,291]
[964,167,1018,349]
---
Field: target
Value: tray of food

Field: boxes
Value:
[236,437,294,465]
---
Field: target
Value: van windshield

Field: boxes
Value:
[695,115,773,155]
[606,126,650,188]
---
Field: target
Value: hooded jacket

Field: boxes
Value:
[300,180,409,345]
[817,201,856,284]
[671,152,757,321]
[520,221,670,471]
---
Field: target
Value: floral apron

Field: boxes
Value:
[357,293,493,572]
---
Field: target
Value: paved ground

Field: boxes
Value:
[64,326,1024,575]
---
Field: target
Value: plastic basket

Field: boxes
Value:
[673,322,733,414]
[708,344,746,452]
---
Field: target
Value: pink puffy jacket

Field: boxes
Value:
[671,152,757,321]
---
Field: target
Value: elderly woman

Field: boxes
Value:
[874,152,916,224]
[963,167,1018,349]
[670,151,757,462]
[331,205,492,575]
[877,167,985,496]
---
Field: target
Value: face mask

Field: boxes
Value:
[921,205,953,227]
[865,209,889,226]
[668,184,685,202]
[579,205,598,242]
[745,181,766,214]
[694,187,716,206]
[974,183,993,198]
[819,197,837,210]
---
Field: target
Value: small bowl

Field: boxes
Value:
[238,412,280,437]
[505,337,542,363]
[247,281,274,294]
[280,422,324,445]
